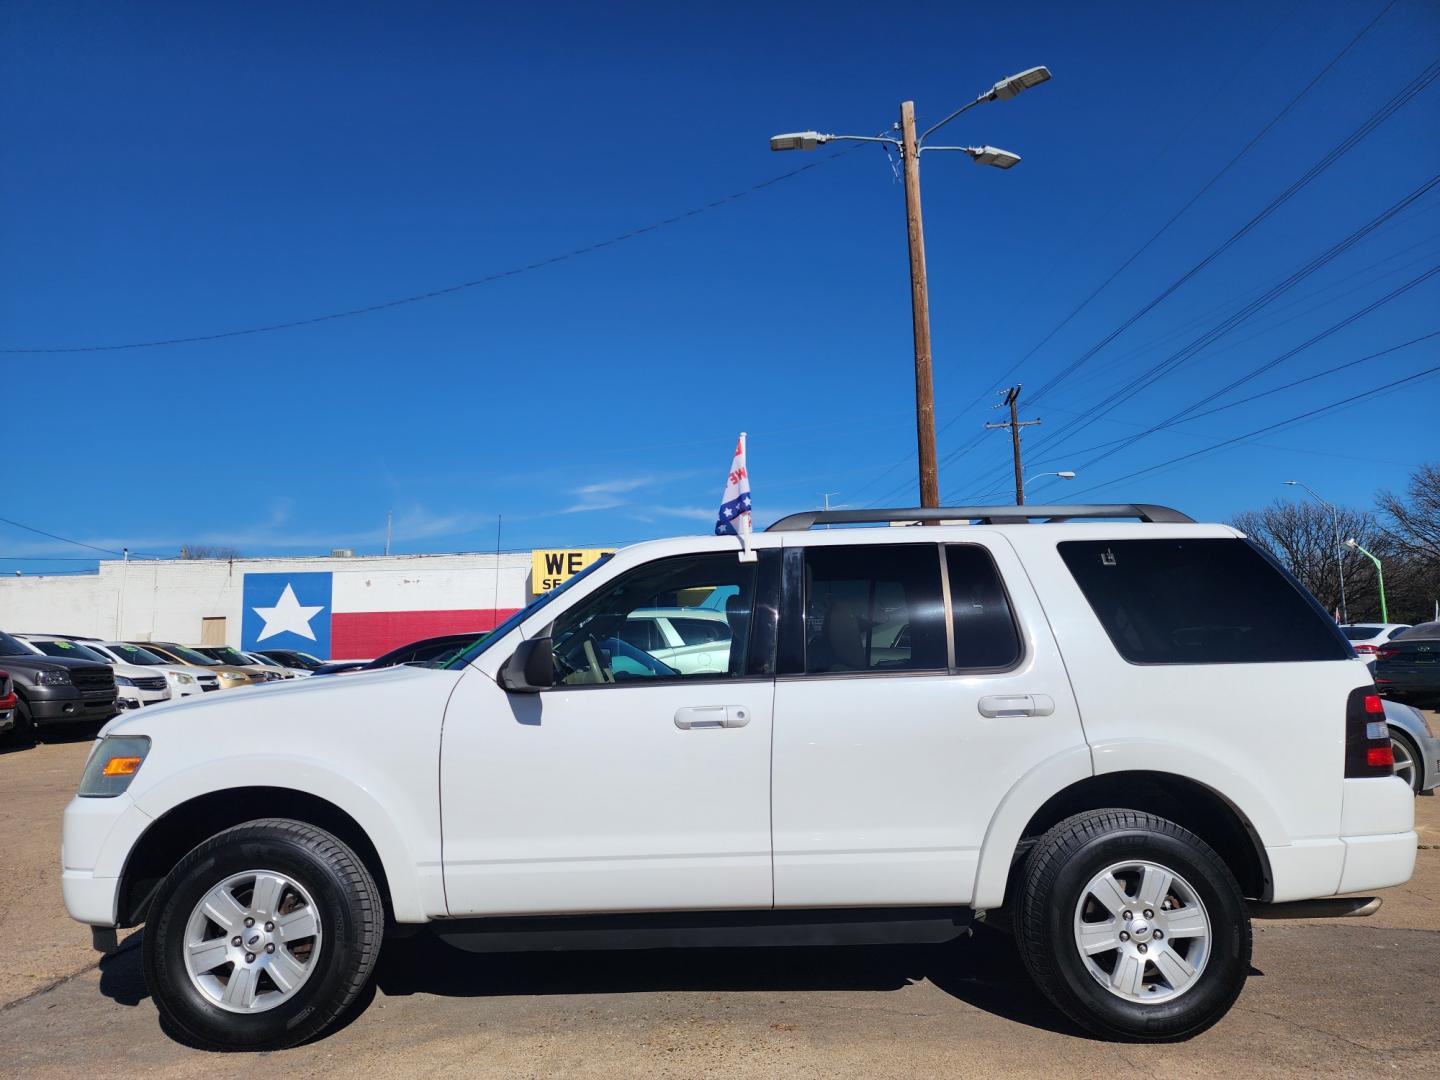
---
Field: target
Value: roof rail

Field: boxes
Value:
[765,504,1195,531]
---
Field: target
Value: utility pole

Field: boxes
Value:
[820,492,840,529]
[384,510,393,557]
[900,101,939,510]
[985,385,1042,503]
[769,66,1049,511]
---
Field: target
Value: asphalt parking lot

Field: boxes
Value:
[4,730,1440,1078]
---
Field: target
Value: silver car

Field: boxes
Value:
[1384,698,1440,794]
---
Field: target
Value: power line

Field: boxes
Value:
[844,5,1404,504]
[1025,54,1440,405]
[0,515,124,556]
[1,146,866,354]
[1064,361,1440,497]
[1004,0,1400,395]
[1009,172,1440,479]
[1071,263,1440,471]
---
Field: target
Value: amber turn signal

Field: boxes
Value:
[101,756,144,777]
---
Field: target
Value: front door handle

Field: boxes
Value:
[977,693,1055,718]
[675,706,750,730]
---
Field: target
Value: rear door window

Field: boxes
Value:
[1059,538,1351,665]
[803,545,947,674]
[945,545,1022,670]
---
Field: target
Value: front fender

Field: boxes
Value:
[119,754,443,922]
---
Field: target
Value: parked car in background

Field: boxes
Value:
[311,633,485,676]
[191,646,283,682]
[15,635,171,711]
[1342,623,1412,664]
[133,642,259,690]
[79,641,220,698]
[255,649,327,672]
[0,671,16,736]
[242,651,311,678]
[0,629,116,732]
[1382,697,1440,794]
[618,607,733,675]
[1375,622,1440,708]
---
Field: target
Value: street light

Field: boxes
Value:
[1345,539,1388,623]
[1026,470,1076,486]
[770,65,1052,510]
[1284,480,1349,623]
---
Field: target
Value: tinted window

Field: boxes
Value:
[804,545,946,674]
[106,643,168,665]
[670,617,731,646]
[1059,539,1351,665]
[945,545,1022,670]
[1343,626,1383,641]
[619,618,665,653]
[548,553,756,684]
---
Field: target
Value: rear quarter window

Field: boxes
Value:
[1058,538,1351,665]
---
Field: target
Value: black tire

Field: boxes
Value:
[142,819,383,1051]
[13,698,35,740]
[1014,809,1251,1041]
[1389,729,1423,795]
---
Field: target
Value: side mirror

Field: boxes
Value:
[498,637,554,692]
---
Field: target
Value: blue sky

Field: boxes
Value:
[2,0,1437,572]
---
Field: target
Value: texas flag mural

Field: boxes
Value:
[241,570,521,660]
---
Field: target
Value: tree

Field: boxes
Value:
[179,544,241,560]
[1377,463,1440,562]
[1232,500,1381,619]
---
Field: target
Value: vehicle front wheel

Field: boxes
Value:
[142,819,383,1051]
[1014,809,1251,1041]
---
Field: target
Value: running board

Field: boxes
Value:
[1250,896,1381,920]
[432,907,974,954]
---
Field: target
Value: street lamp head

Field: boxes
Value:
[966,145,1022,169]
[1284,480,1298,486]
[770,131,827,152]
[1345,538,1358,550]
[1056,470,1076,480]
[989,65,1052,101]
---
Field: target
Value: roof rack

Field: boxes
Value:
[765,504,1195,531]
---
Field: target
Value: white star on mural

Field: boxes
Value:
[252,583,325,642]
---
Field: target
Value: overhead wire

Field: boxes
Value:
[1,144,868,354]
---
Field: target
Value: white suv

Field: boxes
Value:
[61,504,1415,1050]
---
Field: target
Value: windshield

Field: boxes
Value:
[204,647,254,666]
[30,640,110,663]
[161,643,220,666]
[104,643,169,666]
[446,554,614,669]
[1342,626,1384,641]
[0,630,32,657]
[248,653,281,667]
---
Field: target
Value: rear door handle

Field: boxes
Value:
[674,706,750,730]
[977,693,1055,718]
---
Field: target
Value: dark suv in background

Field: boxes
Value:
[0,629,117,735]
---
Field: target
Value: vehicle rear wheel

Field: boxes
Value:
[1014,809,1250,1041]
[1390,730,1422,794]
[142,819,382,1051]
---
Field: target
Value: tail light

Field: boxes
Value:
[1374,647,1397,661]
[1353,644,1378,655]
[1345,687,1394,778]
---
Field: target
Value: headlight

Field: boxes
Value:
[114,675,135,687]
[169,672,196,685]
[36,670,72,686]
[78,735,151,798]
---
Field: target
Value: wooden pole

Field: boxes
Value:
[1009,390,1024,505]
[900,101,939,510]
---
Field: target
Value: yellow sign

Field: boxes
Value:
[531,548,615,593]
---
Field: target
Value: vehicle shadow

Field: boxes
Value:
[374,924,1091,1039]
[97,925,1091,1044]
